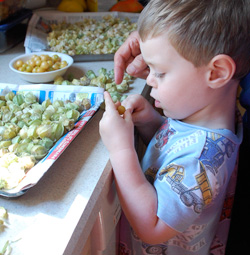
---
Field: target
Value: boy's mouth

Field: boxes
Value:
[154,99,161,108]
[150,93,160,108]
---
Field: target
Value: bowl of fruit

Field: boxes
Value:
[9,52,74,83]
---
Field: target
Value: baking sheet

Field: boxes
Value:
[72,54,115,62]
[0,83,104,197]
[24,11,139,61]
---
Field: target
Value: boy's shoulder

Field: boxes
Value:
[154,118,241,157]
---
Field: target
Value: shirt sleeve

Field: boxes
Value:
[155,156,205,232]
[142,119,240,233]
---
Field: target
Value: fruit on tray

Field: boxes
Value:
[110,0,144,13]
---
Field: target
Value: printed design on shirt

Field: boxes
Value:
[141,243,168,255]
[175,223,207,242]
[210,235,224,255]
[145,167,158,184]
[131,229,169,254]
[153,132,236,214]
[164,130,205,156]
[157,162,212,213]
[220,193,234,221]
[154,119,176,149]
[119,242,131,255]
[133,224,208,254]
[168,237,207,253]
[199,133,236,175]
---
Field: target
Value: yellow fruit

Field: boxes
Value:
[87,0,98,12]
[75,0,87,10]
[57,0,84,12]
[117,105,126,115]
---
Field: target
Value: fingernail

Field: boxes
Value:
[126,65,136,74]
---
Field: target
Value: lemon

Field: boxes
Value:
[87,0,98,12]
[57,0,84,12]
[75,0,87,10]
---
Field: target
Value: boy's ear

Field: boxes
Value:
[206,54,236,89]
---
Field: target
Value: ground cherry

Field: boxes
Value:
[29,60,36,67]
[117,105,126,115]
[40,54,48,61]
[40,61,49,70]
[26,65,32,72]
[15,60,23,68]
[13,54,68,73]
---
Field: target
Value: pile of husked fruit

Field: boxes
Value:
[13,54,68,73]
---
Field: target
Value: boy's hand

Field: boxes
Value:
[122,94,155,127]
[99,92,135,154]
[122,94,165,144]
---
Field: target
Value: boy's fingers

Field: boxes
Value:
[104,92,129,116]
[124,109,132,122]
[104,91,117,112]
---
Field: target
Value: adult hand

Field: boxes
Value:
[114,31,149,84]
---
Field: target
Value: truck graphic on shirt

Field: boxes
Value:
[158,163,212,213]
[146,132,235,213]
[200,133,235,175]
[154,119,176,149]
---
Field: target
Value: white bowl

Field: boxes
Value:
[9,52,74,83]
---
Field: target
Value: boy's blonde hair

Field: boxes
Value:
[138,0,250,79]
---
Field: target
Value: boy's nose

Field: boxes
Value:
[146,72,157,88]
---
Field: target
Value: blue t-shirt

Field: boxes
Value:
[119,116,242,255]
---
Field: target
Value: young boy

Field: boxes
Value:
[99,0,250,254]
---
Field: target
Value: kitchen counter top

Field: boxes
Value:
[0,43,146,254]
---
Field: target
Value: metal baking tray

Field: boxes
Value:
[73,54,114,62]
[24,11,139,61]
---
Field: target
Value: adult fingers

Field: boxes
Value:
[126,54,149,79]
[114,31,141,84]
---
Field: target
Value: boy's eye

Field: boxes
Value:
[154,72,165,78]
